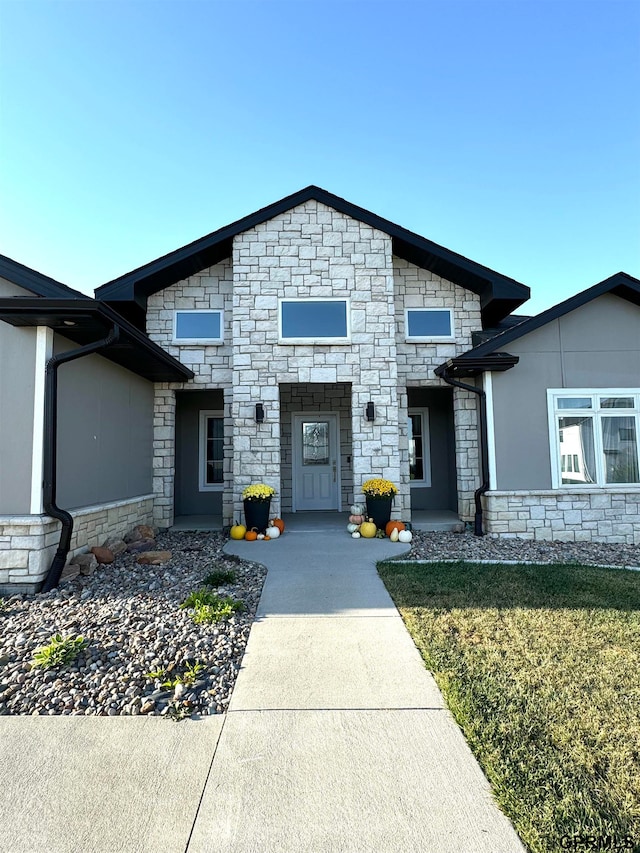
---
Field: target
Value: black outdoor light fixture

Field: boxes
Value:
[255,403,265,423]
[365,401,375,422]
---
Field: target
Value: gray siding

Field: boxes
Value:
[175,390,223,517]
[491,294,640,490]
[0,279,37,514]
[55,335,154,510]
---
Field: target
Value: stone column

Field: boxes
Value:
[222,385,234,526]
[453,386,480,521]
[152,384,176,527]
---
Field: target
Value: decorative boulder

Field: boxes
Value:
[126,538,156,554]
[136,550,172,566]
[101,536,127,557]
[91,546,115,565]
[70,553,98,576]
[124,524,156,544]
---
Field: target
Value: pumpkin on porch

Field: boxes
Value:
[385,520,405,538]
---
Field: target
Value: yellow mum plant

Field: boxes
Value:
[361,478,398,499]
[242,483,276,502]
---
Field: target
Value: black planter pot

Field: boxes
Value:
[243,499,271,534]
[365,496,393,530]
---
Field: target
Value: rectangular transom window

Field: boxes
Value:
[199,411,224,491]
[548,390,640,488]
[174,310,223,344]
[405,308,454,341]
[280,299,349,342]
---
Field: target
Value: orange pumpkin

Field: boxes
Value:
[264,535,271,541]
[272,518,285,534]
[385,520,406,537]
[244,528,258,541]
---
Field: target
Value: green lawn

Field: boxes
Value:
[377,560,640,853]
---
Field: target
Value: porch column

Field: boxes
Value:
[452,385,481,521]
[222,385,234,526]
[152,384,176,528]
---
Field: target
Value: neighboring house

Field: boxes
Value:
[1,187,638,591]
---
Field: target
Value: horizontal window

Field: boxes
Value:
[280,299,349,342]
[174,310,223,343]
[548,389,640,487]
[405,308,453,340]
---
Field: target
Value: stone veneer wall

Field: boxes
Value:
[231,199,408,520]
[0,495,154,593]
[147,260,234,527]
[279,383,353,512]
[484,490,640,544]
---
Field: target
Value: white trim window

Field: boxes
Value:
[405,308,454,341]
[173,310,224,344]
[408,408,432,487]
[548,389,640,488]
[199,410,224,491]
[279,298,350,343]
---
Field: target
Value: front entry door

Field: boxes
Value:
[292,414,340,511]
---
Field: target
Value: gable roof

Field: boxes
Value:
[95,186,530,325]
[457,271,640,360]
[0,254,85,299]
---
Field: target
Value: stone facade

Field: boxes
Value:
[144,199,487,527]
[484,489,640,544]
[0,495,155,593]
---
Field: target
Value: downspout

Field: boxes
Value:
[41,326,120,592]
[435,365,489,536]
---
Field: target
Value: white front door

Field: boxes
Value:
[292,413,340,511]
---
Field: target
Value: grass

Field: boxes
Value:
[377,560,640,853]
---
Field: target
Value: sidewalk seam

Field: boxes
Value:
[184,715,228,852]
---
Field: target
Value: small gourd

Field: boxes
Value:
[351,531,361,539]
[350,503,365,515]
[257,533,265,540]
[347,523,359,534]
[266,525,281,539]
[264,535,271,541]
[349,514,364,525]
[398,529,413,543]
[244,528,258,541]
[390,527,400,543]
[230,522,247,540]
[359,518,377,538]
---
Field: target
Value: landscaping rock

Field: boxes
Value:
[69,553,98,576]
[91,547,115,565]
[60,564,81,582]
[136,551,172,566]
[101,537,127,557]
[126,538,156,554]
[125,525,156,544]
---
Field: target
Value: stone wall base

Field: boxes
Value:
[484,489,640,544]
[0,494,155,594]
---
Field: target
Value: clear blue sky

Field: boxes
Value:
[1,0,638,315]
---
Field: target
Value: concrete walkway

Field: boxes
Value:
[0,534,525,853]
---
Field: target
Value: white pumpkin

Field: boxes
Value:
[350,503,365,515]
[347,523,359,534]
[257,533,265,540]
[398,529,413,543]
[390,527,400,543]
[351,531,361,539]
[266,525,281,539]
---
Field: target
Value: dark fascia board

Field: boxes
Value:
[461,272,640,359]
[0,254,85,299]
[0,297,194,382]
[435,352,519,378]
[95,186,530,319]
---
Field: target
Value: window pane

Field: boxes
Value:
[176,312,221,340]
[558,417,596,484]
[407,310,452,338]
[302,422,329,465]
[602,417,639,484]
[204,416,223,484]
[408,414,424,480]
[557,397,592,409]
[281,301,347,338]
[600,397,634,409]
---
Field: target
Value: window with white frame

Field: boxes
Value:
[405,308,454,341]
[548,390,640,487]
[408,408,432,486]
[279,299,349,342]
[199,411,224,491]
[174,310,223,344]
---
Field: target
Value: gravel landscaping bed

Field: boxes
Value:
[0,531,266,718]
[405,530,640,569]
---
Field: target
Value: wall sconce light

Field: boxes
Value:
[365,401,375,422]
[255,403,265,424]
